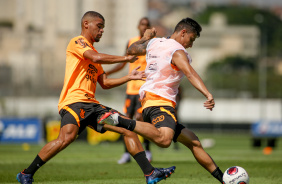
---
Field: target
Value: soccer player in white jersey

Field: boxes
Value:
[98,17,224,183]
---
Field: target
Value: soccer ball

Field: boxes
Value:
[223,166,249,184]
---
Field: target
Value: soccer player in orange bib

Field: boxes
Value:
[98,18,224,183]
[16,11,175,184]
[106,17,152,164]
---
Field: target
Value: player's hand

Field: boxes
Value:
[126,55,138,63]
[144,27,157,40]
[128,66,146,80]
[204,95,215,111]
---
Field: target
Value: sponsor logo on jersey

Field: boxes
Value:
[89,64,98,73]
[152,115,164,125]
[86,64,98,84]
[148,54,158,59]
[75,38,89,48]
[148,63,157,71]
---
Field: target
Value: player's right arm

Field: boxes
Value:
[83,50,137,64]
[127,28,157,55]
[172,50,215,111]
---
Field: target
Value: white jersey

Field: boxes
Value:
[139,37,192,103]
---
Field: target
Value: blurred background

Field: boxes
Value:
[0,0,281,147]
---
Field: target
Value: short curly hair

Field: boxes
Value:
[173,18,202,37]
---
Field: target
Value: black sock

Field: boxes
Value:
[117,116,136,131]
[211,167,223,183]
[24,155,46,175]
[133,151,154,175]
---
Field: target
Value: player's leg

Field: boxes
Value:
[97,103,175,183]
[98,106,175,148]
[17,104,82,184]
[118,95,135,164]
[103,122,176,183]
[38,124,79,161]
[177,127,217,172]
[135,113,173,149]
[17,124,79,184]
[135,98,152,162]
[103,121,154,175]
[175,125,223,183]
[104,125,145,156]
[173,107,180,150]
[131,106,177,148]
[98,105,178,182]
[131,120,174,148]
[117,138,131,164]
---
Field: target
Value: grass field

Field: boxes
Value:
[1,132,281,184]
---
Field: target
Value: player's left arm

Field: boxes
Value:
[172,50,215,111]
[98,66,145,89]
[105,62,127,76]
[127,28,157,55]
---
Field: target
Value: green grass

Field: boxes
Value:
[1,132,282,184]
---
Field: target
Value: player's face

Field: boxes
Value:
[138,19,150,37]
[88,17,105,42]
[183,31,197,49]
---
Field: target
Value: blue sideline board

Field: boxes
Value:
[0,118,42,143]
[251,121,282,137]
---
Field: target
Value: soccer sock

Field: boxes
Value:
[117,116,136,131]
[133,151,154,175]
[211,167,224,183]
[24,155,46,175]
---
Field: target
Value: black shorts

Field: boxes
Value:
[142,106,185,142]
[59,102,119,135]
[124,94,142,116]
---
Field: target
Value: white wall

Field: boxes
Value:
[178,98,281,123]
[0,97,281,123]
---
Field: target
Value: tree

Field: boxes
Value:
[205,56,282,98]
[195,6,282,56]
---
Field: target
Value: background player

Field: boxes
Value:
[99,18,224,183]
[173,86,182,150]
[16,11,175,184]
[106,17,152,164]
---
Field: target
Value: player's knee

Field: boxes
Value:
[192,139,202,148]
[122,129,135,137]
[188,133,202,147]
[58,134,76,147]
[156,138,172,148]
[66,135,76,144]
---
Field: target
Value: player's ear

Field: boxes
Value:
[181,29,187,37]
[83,20,89,29]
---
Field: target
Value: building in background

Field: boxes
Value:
[188,13,259,75]
[0,0,281,124]
[0,0,148,96]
